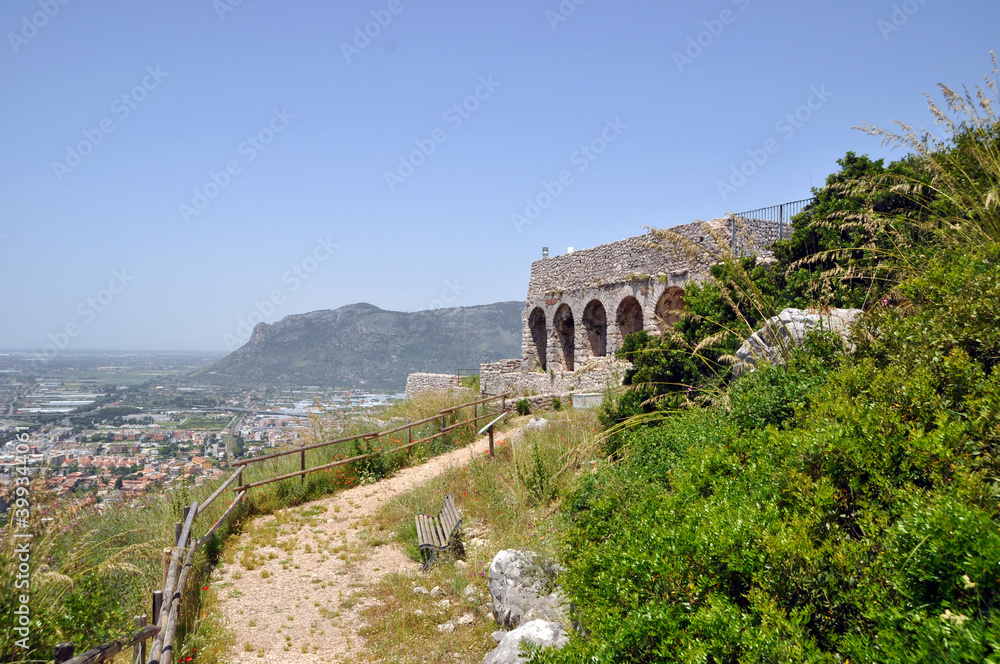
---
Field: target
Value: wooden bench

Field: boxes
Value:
[415,493,463,571]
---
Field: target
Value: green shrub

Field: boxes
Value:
[726,355,827,432]
[597,330,705,437]
[515,398,531,416]
[515,440,557,505]
[351,436,390,483]
[539,64,1000,663]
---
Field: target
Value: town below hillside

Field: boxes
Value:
[0,351,402,514]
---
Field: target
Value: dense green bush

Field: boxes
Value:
[726,336,840,433]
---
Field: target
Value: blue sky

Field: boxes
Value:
[1,0,997,353]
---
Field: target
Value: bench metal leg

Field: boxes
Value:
[421,548,436,573]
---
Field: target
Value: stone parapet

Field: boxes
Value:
[404,372,461,400]
[481,359,522,397]
[525,219,727,302]
[480,356,630,397]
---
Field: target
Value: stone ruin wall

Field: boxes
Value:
[524,219,727,303]
[480,219,733,397]
[480,360,521,397]
[731,218,793,258]
[404,372,462,400]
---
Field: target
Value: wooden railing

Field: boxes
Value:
[53,393,510,664]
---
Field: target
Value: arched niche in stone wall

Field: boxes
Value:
[527,307,547,371]
[655,286,686,332]
[582,299,607,358]
[616,296,643,340]
[553,303,575,371]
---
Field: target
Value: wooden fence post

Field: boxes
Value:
[133,615,147,664]
[54,642,74,663]
[162,549,171,586]
[407,419,411,446]
[174,521,182,546]
[489,425,495,457]
[152,591,163,626]
[300,443,305,482]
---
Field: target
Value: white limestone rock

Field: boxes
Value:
[487,550,568,630]
[734,307,862,376]
[525,417,549,431]
[483,620,569,664]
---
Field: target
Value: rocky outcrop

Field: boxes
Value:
[484,620,569,664]
[484,549,569,663]
[734,307,862,376]
[488,549,568,629]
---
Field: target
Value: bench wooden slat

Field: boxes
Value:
[424,516,438,546]
[417,513,441,548]
[414,493,463,571]
[415,516,427,546]
[443,500,459,532]
[440,510,454,536]
[421,515,438,547]
[419,515,435,547]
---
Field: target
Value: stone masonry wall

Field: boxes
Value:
[481,218,787,399]
[482,356,630,397]
[731,218,793,258]
[481,359,521,397]
[404,372,461,400]
[521,220,731,374]
[525,219,727,302]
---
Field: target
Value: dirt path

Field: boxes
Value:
[215,424,520,664]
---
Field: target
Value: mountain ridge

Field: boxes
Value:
[194,301,524,389]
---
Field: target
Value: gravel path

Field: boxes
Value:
[215,424,520,664]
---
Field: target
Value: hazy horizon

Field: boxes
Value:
[0,299,524,353]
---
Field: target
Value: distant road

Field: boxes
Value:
[194,406,310,417]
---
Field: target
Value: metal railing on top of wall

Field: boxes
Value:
[730,198,813,257]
